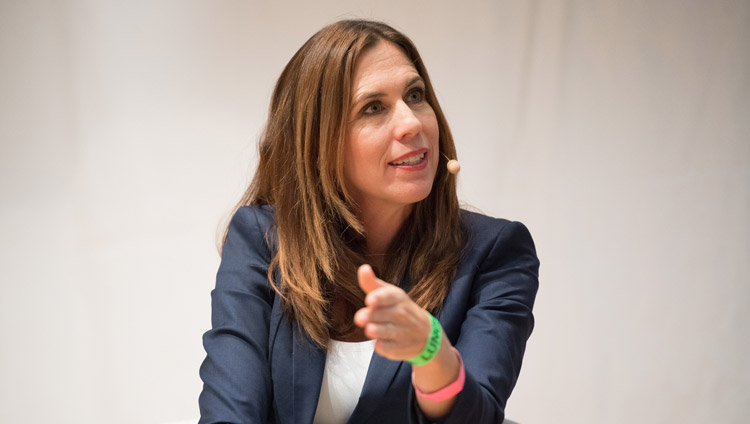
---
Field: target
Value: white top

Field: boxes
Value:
[313,339,376,424]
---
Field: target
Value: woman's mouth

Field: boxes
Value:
[389,152,426,166]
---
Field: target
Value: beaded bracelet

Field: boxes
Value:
[407,313,442,366]
[412,347,466,402]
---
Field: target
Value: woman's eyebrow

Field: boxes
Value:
[353,90,385,107]
[352,76,425,107]
[404,75,424,88]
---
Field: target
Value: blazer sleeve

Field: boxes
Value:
[198,207,276,423]
[411,220,540,424]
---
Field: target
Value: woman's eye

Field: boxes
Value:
[407,88,425,103]
[363,102,383,115]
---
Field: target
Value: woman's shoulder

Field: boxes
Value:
[459,209,537,258]
[460,209,533,238]
[226,204,277,240]
[222,205,277,263]
[232,204,275,229]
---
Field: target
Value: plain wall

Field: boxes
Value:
[1,0,748,423]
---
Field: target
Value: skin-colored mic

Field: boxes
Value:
[441,153,461,175]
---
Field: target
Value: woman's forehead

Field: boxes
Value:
[351,42,419,93]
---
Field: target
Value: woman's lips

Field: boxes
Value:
[388,150,428,170]
[389,148,427,164]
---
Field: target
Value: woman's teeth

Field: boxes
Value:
[390,153,425,166]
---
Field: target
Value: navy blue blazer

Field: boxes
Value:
[199,206,539,423]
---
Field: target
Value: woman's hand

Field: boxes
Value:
[354,264,462,419]
[353,264,432,361]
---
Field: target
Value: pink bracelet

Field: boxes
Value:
[412,347,465,402]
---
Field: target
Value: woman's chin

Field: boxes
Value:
[393,185,434,206]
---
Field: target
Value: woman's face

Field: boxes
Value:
[344,41,439,216]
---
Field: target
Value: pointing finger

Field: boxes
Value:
[358,264,383,295]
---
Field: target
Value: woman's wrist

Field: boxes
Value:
[412,346,465,401]
[407,312,442,366]
[410,323,462,393]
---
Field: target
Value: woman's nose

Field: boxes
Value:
[392,101,422,141]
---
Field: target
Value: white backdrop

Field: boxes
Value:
[1,1,748,423]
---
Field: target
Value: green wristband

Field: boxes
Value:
[407,313,442,366]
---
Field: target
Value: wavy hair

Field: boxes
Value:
[222,19,463,347]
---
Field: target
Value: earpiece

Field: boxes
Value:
[441,153,461,175]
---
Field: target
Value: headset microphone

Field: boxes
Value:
[441,152,461,175]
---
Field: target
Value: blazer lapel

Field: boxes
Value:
[292,327,326,424]
[347,353,404,423]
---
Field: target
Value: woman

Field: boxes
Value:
[199,19,539,424]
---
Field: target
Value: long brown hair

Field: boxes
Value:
[222,20,463,347]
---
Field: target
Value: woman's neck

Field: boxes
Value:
[357,203,413,263]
